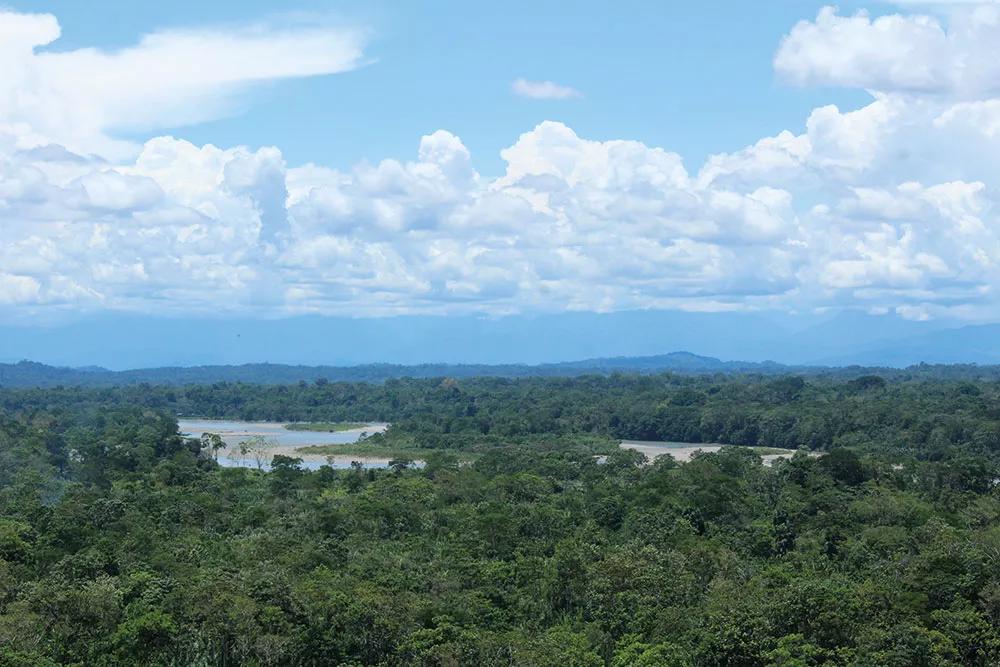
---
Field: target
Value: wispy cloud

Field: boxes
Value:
[0,10,368,159]
[511,78,581,100]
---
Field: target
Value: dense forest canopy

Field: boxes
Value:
[2,372,1000,664]
[0,354,784,387]
[3,372,999,455]
[7,356,1000,388]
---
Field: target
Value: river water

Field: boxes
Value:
[178,419,393,470]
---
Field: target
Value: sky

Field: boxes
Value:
[11,1,874,172]
[3,0,1000,338]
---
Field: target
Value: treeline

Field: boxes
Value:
[0,354,777,388]
[9,356,1000,388]
[4,373,1000,456]
[1,382,1000,664]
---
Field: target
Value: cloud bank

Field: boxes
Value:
[3,6,1000,322]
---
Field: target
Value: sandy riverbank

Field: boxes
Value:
[620,440,817,466]
[179,419,394,469]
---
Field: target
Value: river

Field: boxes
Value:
[178,419,394,470]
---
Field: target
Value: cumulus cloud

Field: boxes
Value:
[4,6,1000,321]
[774,5,1000,96]
[511,78,582,100]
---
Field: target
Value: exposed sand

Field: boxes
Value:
[621,440,725,463]
[285,424,397,468]
[312,454,399,467]
[179,419,394,469]
[180,419,389,440]
[620,440,816,466]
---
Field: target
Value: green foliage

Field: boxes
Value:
[1,374,1000,664]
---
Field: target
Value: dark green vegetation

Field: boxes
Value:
[8,355,1000,388]
[3,373,1000,665]
[285,422,369,433]
[0,354,785,388]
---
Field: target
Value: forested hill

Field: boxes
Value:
[1,353,792,387]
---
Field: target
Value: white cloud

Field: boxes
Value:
[511,78,581,100]
[4,6,1000,321]
[0,10,366,158]
[0,273,41,305]
[774,5,1000,96]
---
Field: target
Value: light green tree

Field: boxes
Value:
[200,432,226,461]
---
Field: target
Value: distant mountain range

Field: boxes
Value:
[3,310,1000,373]
[810,323,1000,367]
[0,352,783,388]
[3,351,1000,388]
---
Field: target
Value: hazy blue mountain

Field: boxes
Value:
[0,352,797,388]
[1,310,997,371]
[817,324,1000,367]
[0,310,791,369]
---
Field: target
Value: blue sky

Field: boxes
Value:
[3,0,1000,342]
[16,0,875,172]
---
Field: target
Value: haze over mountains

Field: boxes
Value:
[0,353,768,388]
[3,310,1000,382]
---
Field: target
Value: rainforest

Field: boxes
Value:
[2,372,1000,665]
